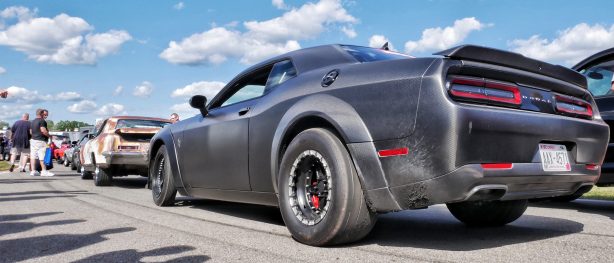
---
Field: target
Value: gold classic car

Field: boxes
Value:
[81,116,171,186]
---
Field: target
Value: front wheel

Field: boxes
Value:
[63,156,70,167]
[447,199,528,226]
[151,145,177,206]
[278,128,376,246]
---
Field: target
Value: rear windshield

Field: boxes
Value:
[341,45,413,63]
[116,119,169,129]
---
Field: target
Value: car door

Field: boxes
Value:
[573,48,614,185]
[179,64,275,190]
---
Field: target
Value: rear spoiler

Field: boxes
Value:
[435,45,586,88]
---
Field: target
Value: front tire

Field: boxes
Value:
[151,145,177,206]
[63,156,70,167]
[94,165,112,186]
[278,128,376,246]
[447,199,528,226]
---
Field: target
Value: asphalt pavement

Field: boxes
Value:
[1,165,614,262]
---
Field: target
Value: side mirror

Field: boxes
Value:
[190,95,208,116]
[71,141,78,146]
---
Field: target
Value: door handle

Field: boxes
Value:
[238,107,251,116]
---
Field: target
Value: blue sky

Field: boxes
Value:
[1,0,614,125]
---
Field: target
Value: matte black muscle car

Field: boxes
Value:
[148,44,609,246]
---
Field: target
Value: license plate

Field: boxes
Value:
[539,144,571,171]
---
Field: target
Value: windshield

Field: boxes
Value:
[579,60,614,97]
[116,119,170,129]
[341,45,413,63]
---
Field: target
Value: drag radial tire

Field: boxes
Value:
[278,128,377,246]
[94,165,112,186]
[446,199,529,226]
[151,145,177,206]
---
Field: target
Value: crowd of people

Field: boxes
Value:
[1,109,54,176]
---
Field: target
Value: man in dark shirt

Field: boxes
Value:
[30,109,54,176]
[9,113,31,173]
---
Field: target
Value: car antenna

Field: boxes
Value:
[381,42,390,51]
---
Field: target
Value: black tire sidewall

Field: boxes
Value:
[151,145,176,206]
[278,128,357,246]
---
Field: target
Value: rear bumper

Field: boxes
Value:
[98,151,148,168]
[388,163,598,209]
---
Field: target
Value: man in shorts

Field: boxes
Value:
[30,109,54,176]
[9,113,31,173]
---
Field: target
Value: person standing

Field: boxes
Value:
[30,109,54,176]
[0,89,7,98]
[0,133,6,161]
[9,113,31,173]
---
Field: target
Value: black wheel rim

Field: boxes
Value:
[287,150,332,225]
[153,153,165,199]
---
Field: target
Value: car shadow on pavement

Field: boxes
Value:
[175,197,286,226]
[357,207,584,250]
[0,195,84,202]
[0,190,90,197]
[0,227,136,262]
[0,219,86,236]
[109,177,148,189]
[0,211,63,222]
[0,178,58,184]
[531,199,614,220]
[72,245,210,263]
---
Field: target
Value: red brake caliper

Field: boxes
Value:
[311,195,320,209]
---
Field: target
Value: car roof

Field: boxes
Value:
[572,47,614,71]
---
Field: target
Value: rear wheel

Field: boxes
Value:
[447,199,528,226]
[151,145,177,206]
[80,166,93,180]
[278,128,376,246]
[94,165,112,186]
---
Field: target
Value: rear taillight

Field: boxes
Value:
[481,163,513,170]
[554,94,593,119]
[449,78,521,107]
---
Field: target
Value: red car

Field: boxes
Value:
[52,142,71,164]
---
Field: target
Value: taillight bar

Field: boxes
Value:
[554,94,593,119]
[481,163,514,170]
[449,78,521,106]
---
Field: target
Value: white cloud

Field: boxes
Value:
[171,81,225,99]
[173,2,185,10]
[0,6,131,65]
[369,35,395,51]
[510,23,614,66]
[95,103,126,116]
[404,17,487,54]
[56,91,83,101]
[113,85,123,96]
[170,103,198,117]
[133,81,153,97]
[0,6,36,22]
[0,66,5,74]
[0,104,32,121]
[272,0,288,10]
[160,0,357,65]
[3,86,83,103]
[67,100,97,113]
[341,26,357,38]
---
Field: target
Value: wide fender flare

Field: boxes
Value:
[149,126,186,192]
[270,94,373,193]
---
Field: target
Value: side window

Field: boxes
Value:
[95,120,107,137]
[219,65,272,107]
[580,61,614,97]
[265,60,297,92]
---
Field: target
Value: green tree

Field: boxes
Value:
[0,121,9,131]
[54,120,92,131]
[46,120,54,131]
